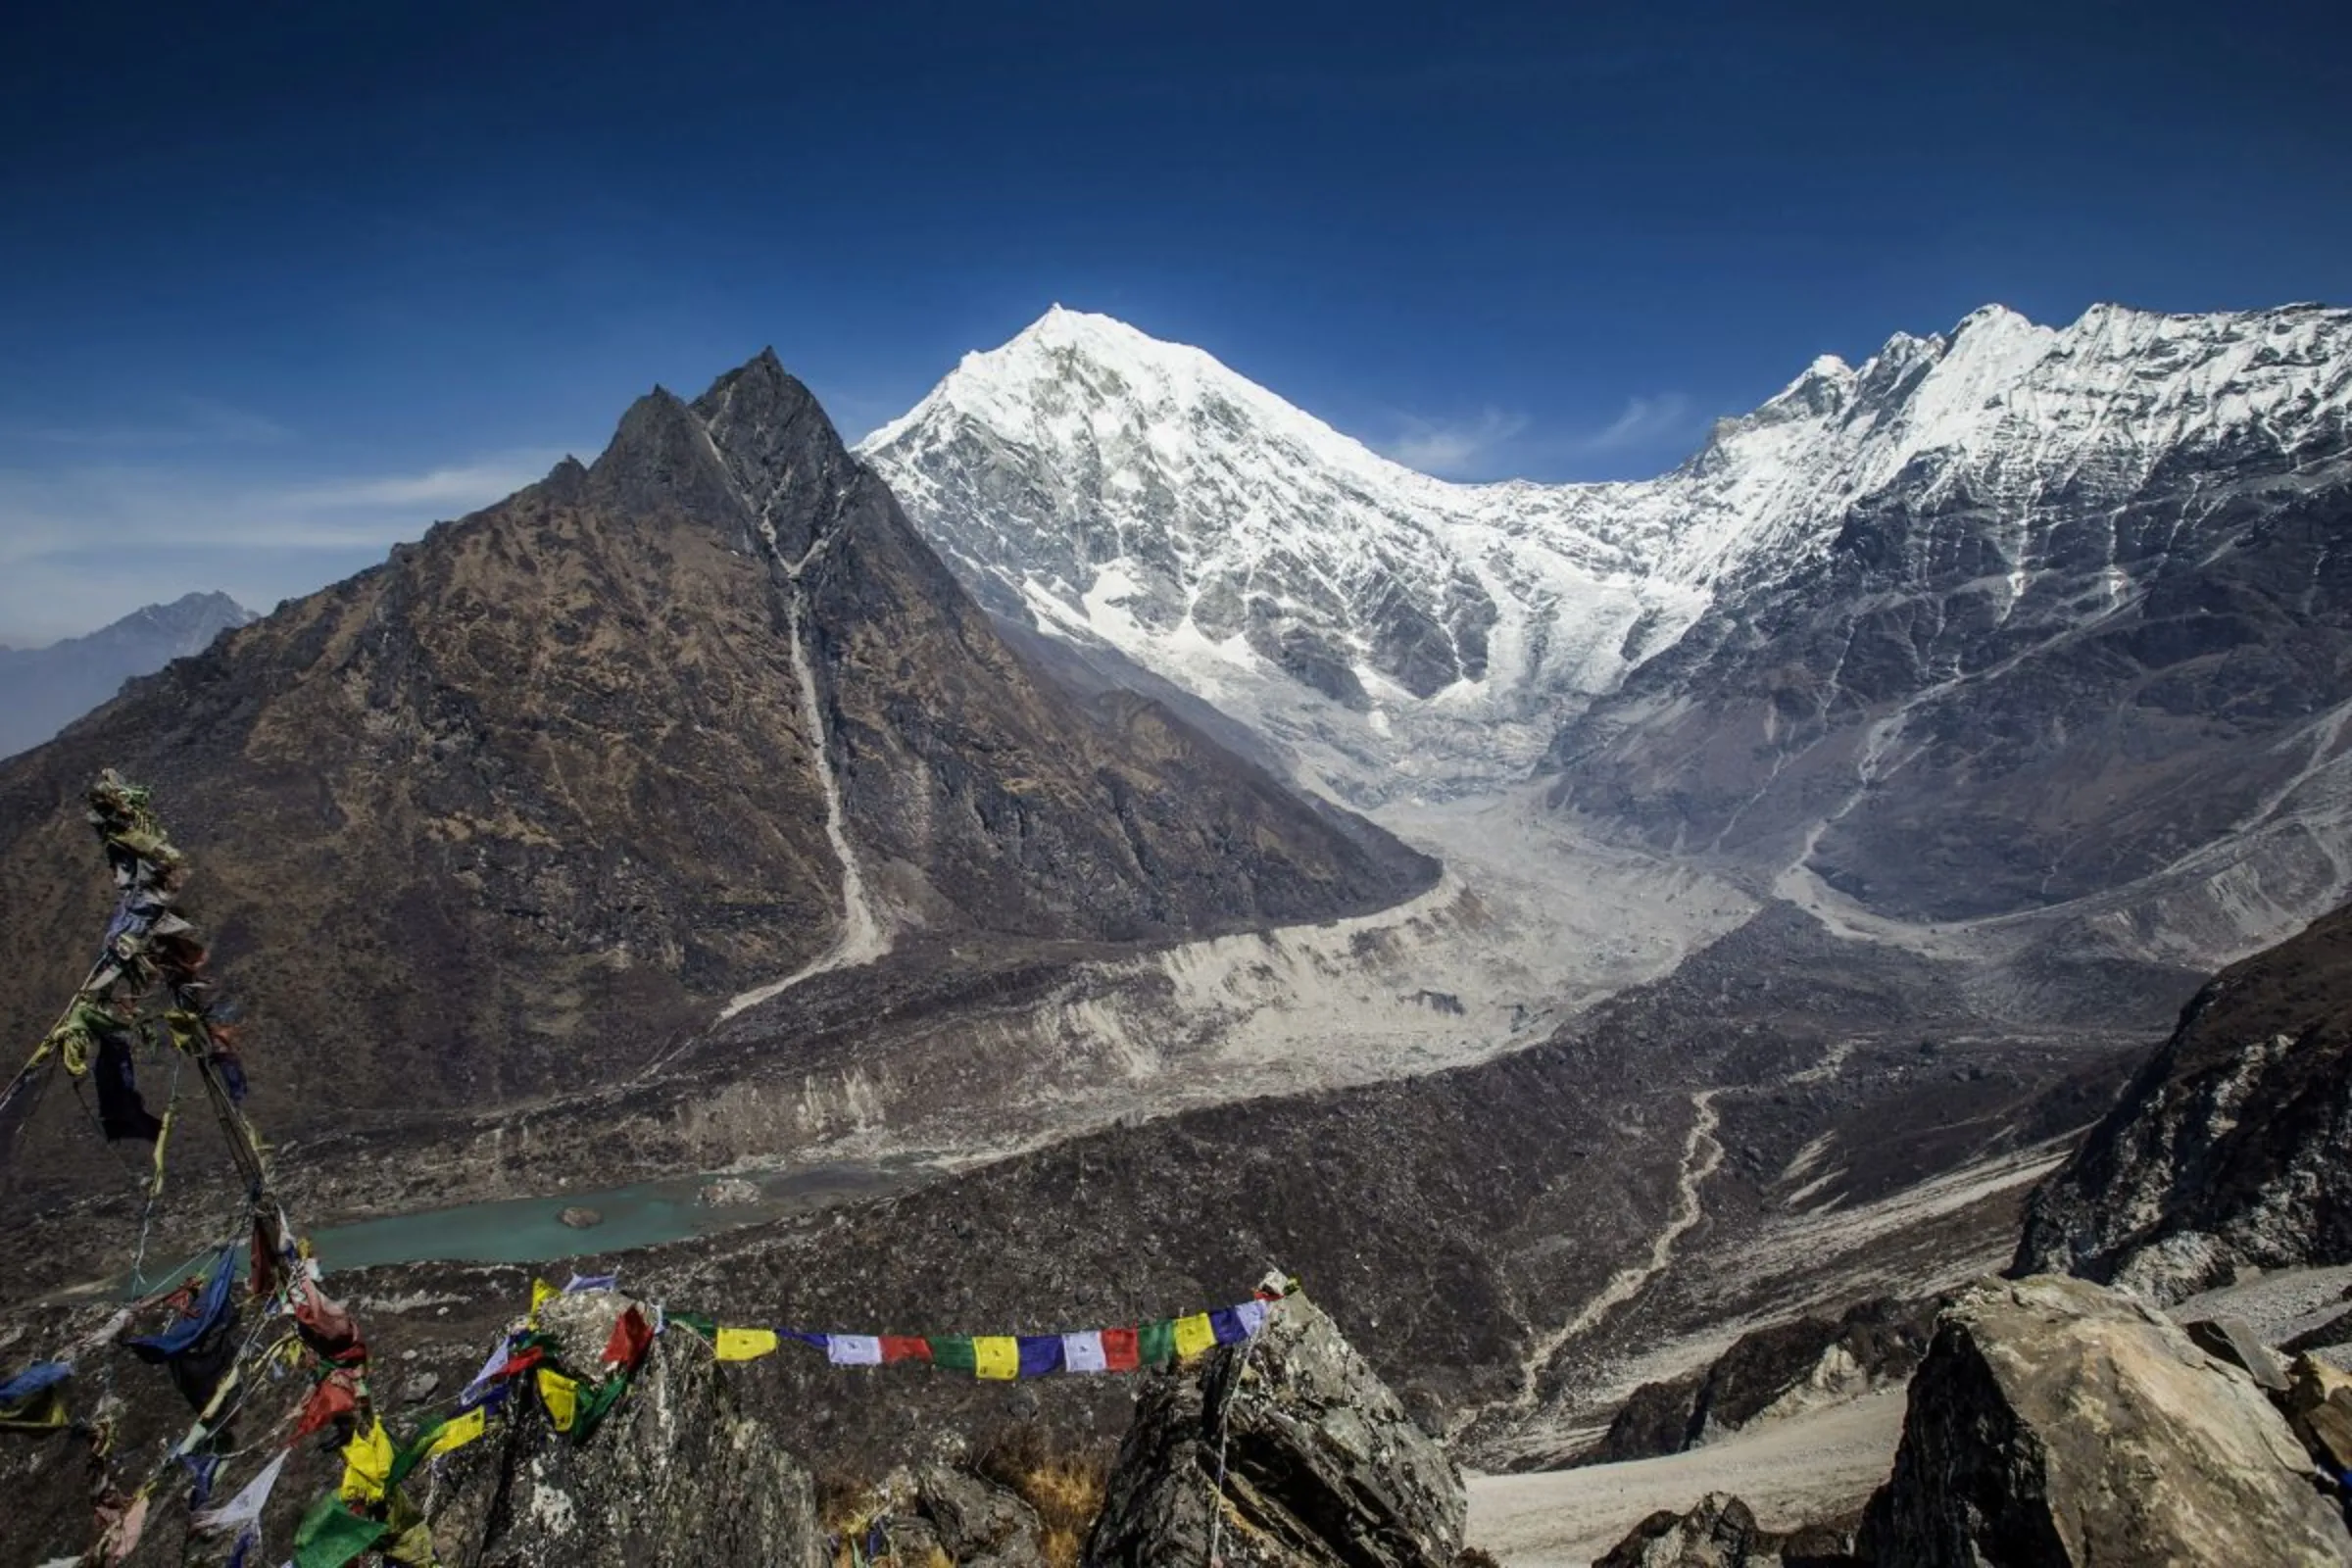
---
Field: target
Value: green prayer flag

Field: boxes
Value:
[926,1336,976,1373]
[388,1416,448,1489]
[1139,1319,1177,1367]
[293,1493,388,1568]
[670,1311,716,1342]
[574,1372,631,1440]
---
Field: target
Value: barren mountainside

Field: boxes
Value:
[0,351,1432,1133]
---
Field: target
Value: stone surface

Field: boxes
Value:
[2016,902,2352,1300]
[420,1291,828,1568]
[1086,1294,1466,1568]
[1594,1494,1858,1567]
[1855,1275,2352,1566]
[2183,1314,2290,1392]
[1583,1298,1935,1465]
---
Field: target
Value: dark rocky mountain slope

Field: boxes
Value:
[2015,898,2352,1299]
[0,351,1431,1134]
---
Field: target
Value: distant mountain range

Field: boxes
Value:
[864,302,2352,969]
[0,591,255,759]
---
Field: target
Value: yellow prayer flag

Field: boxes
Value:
[713,1327,779,1362]
[339,1416,393,1504]
[1173,1312,1216,1361]
[973,1336,1019,1381]
[528,1277,558,1325]
[426,1404,487,1458]
[536,1366,581,1433]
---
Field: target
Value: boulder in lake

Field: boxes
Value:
[1085,1292,1465,1568]
[559,1205,604,1230]
[1856,1276,2352,1566]
[697,1177,762,1208]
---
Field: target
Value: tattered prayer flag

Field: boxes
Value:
[1101,1328,1141,1372]
[1017,1336,1062,1377]
[826,1335,883,1367]
[574,1374,631,1438]
[1236,1299,1270,1339]
[1061,1331,1107,1373]
[1209,1306,1250,1346]
[193,1450,287,1536]
[337,1416,393,1505]
[426,1405,487,1459]
[564,1272,617,1294]
[1137,1320,1176,1367]
[1173,1313,1216,1361]
[292,1371,358,1439]
[713,1327,779,1362]
[293,1494,387,1568]
[670,1312,717,1342]
[604,1307,654,1373]
[0,1360,72,1404]
[973,1336,1018,1381]
[537,1367,581,1433]
[528,1278,558,1324]
[879,1336,930,1364]
[927,1336,976,1373]
[461,1338,512,1399]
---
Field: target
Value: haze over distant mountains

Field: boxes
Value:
[0,591,255,760]
[865,301,2352,969]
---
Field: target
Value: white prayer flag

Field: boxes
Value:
[192,1450,287,1536]
[1236,1300,1269,1339]
[826,1335,883,1366]
[1061,1331,1108,1373]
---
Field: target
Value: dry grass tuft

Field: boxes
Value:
[976,1425,1116,1568]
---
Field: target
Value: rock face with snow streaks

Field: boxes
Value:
[868,302,2352,964]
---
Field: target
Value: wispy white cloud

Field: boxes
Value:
[1384,408,1532,477]
[9,397,296,449]
[0,446,575,643]
[1581,392,1697,454]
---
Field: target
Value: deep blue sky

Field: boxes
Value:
[2,0,2345,641]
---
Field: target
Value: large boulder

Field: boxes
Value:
[1594,1494,1858,1567]
[1086,1294,1465,1567]
[421,1291,827,1568]
[1856,1276,2352,1566]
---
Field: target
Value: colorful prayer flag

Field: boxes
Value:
[1017,1335,1062,1377]
[713,1327,779,1362]
[1236,1299,1269,1339]
[973,1336,1018,1380]
[293,1494,387,1568]
[528,1277,558,1325]
[1209,1306,1250,1346]
[1173,1312,1216,1361]
[1101,1327,1141,1372]
[880,1336,931,1363]
[927,1336,976,1373]
[537,1367,580,1433]
[1138,1320,1176,1366]
[1061,1331,1107,1373]
[604,1307,655,1373]
[425,1405,486,1459]
[337,1416,393,1505]
[827,1334,883,1366]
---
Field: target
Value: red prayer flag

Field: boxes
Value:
[293,1370,359,1439]
[878,1336,931,1364]
[1100,1328,1140,1372]
[491,1348,545,1383]
[603,1307,655,1373]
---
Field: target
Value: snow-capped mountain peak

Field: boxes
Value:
[862,300,2352,805]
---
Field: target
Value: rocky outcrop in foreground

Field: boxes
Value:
[1855,1275,2352,1566]
[2016,902,2352,1300]
[1595,1494,1856,1568]
[422,1291,826,1567]
[1087,1293,1466,1568]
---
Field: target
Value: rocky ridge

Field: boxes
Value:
[0,350,1432,1142]
[2016,900,2352,1300]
